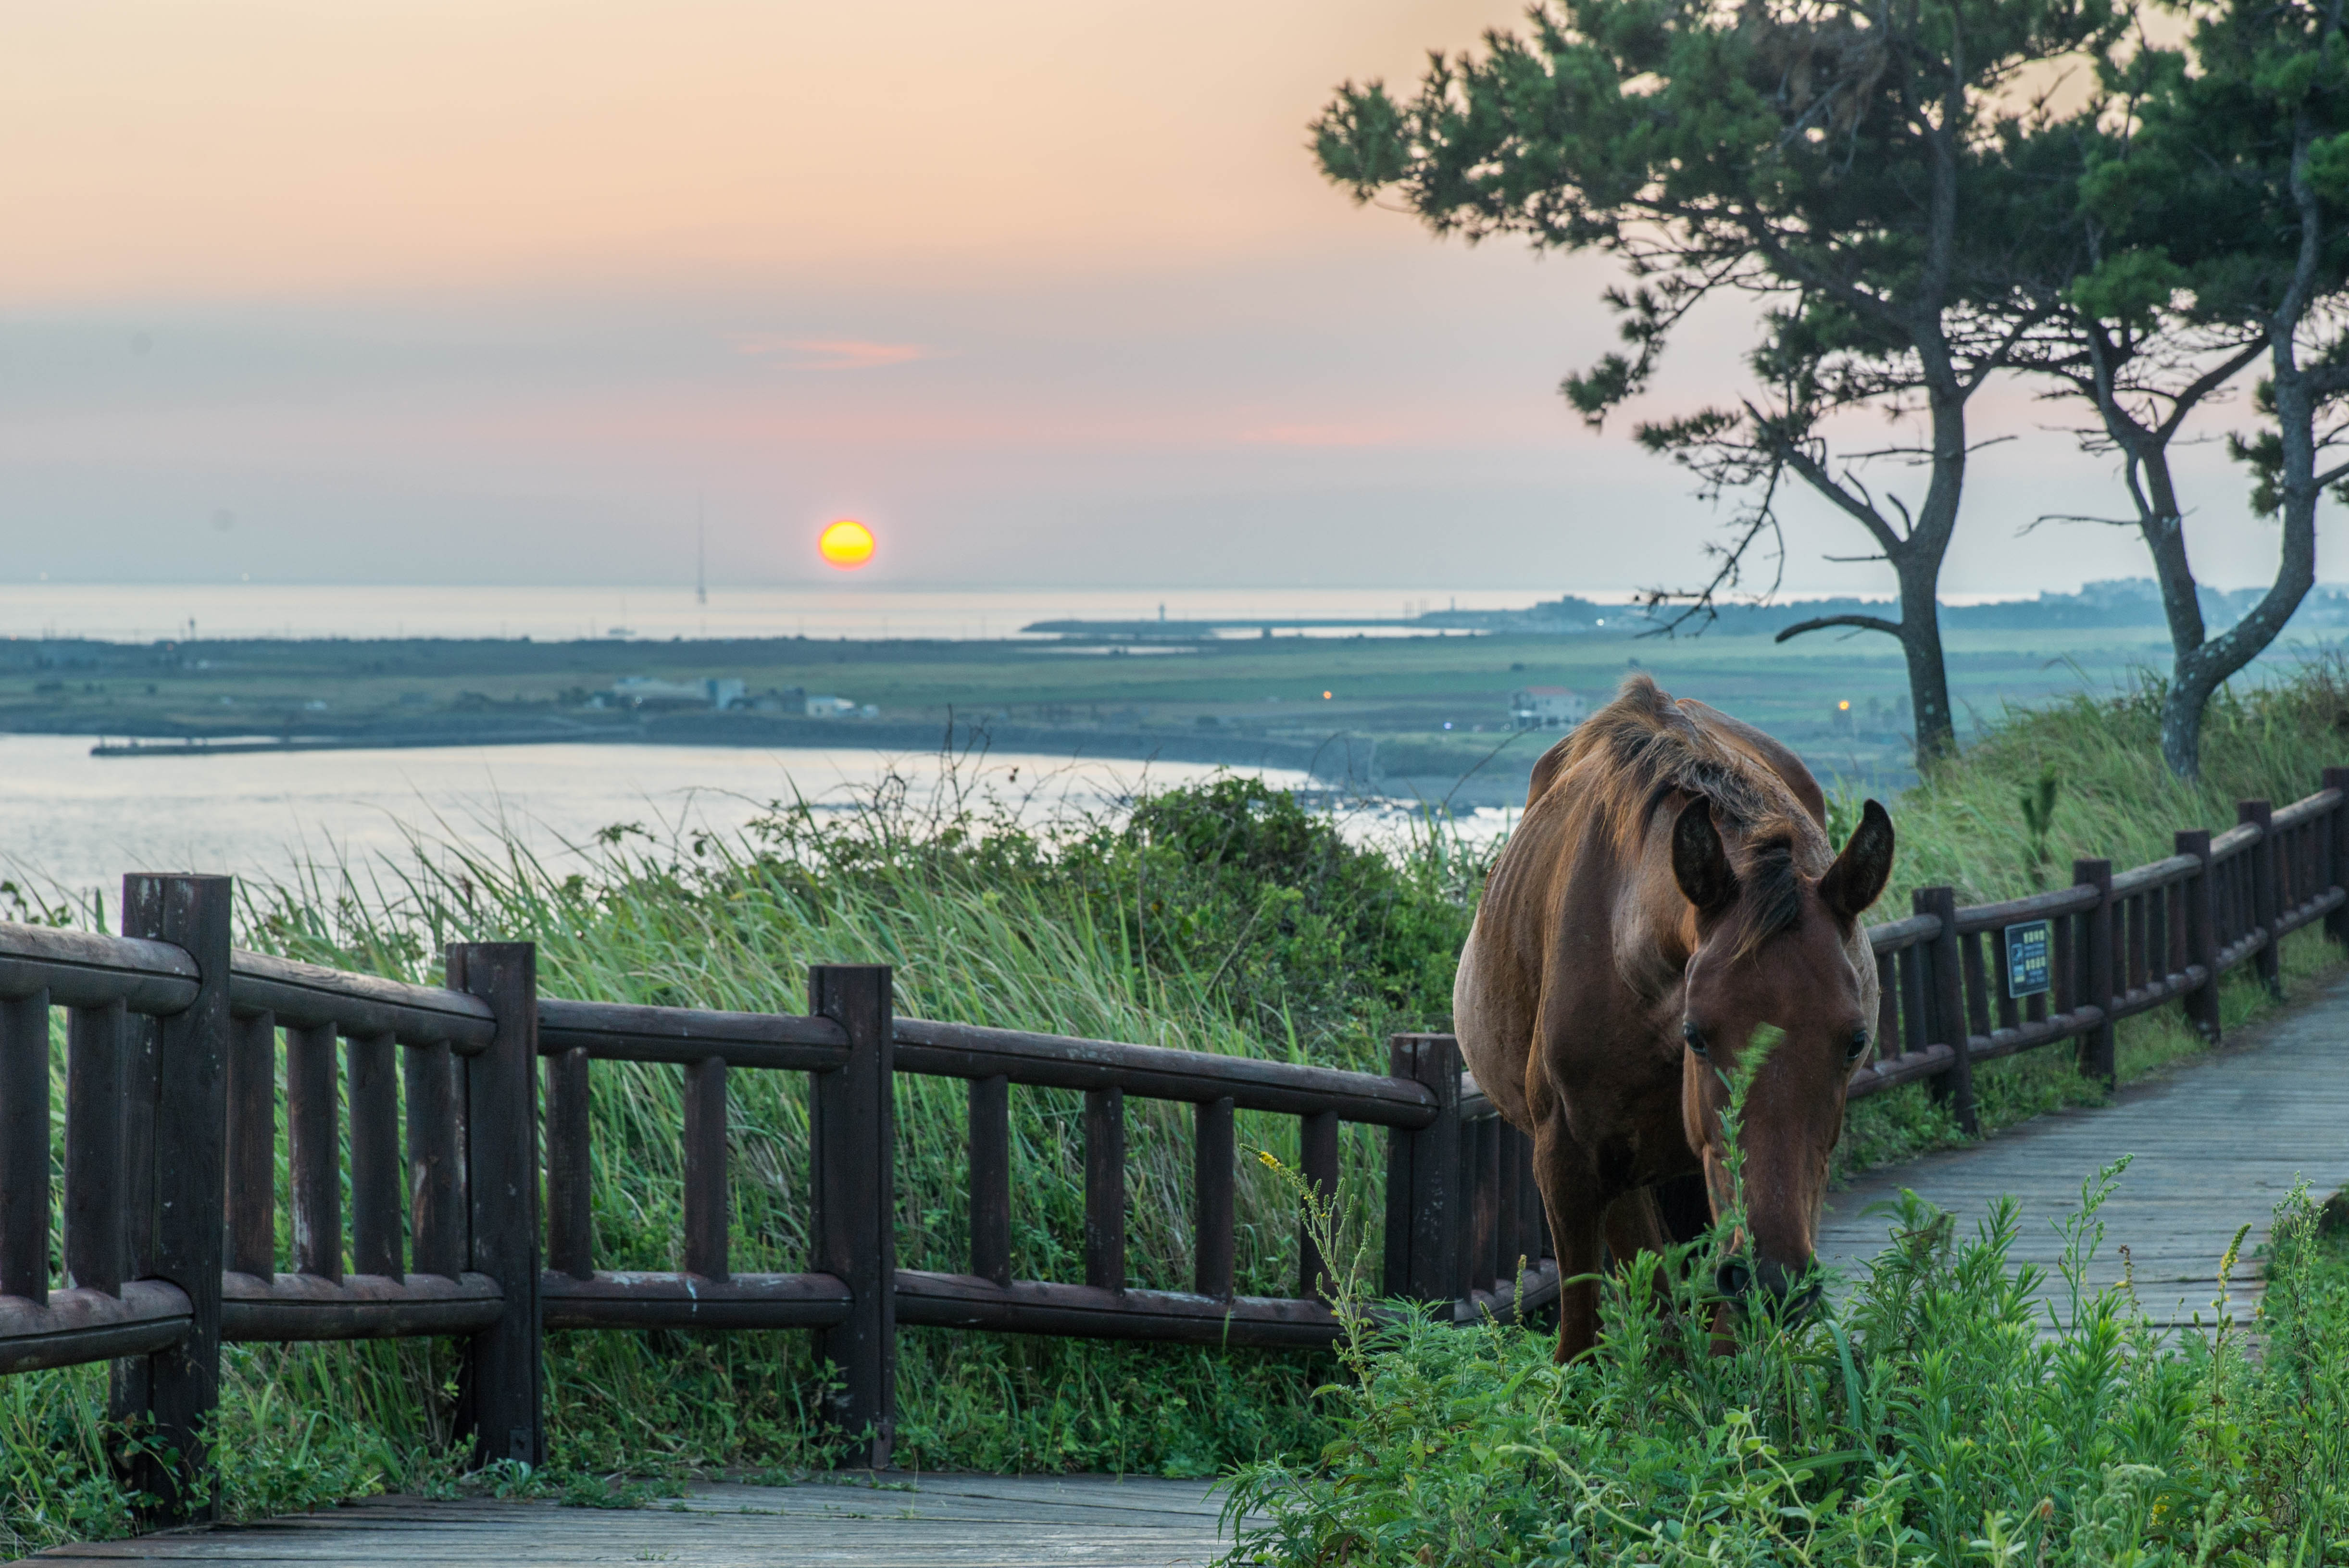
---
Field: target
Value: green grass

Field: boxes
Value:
[4,663,2348,1556]
[1226,1152,2349,1564]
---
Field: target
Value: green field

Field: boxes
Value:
[0,622,2236,796]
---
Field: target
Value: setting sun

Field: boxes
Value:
[819,519,875,570]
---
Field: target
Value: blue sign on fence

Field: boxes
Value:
[2004,920,2053,999]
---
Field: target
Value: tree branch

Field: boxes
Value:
[2018,512,2141,535]
[1774,614,1905,643]
[1768,432,1907,554]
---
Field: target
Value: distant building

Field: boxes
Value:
[604,675,749,710]
[1510,686,1587,730]
[805,695,857,717]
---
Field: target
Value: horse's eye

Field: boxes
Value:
[1681,1021,1708,1058]
[1844,1027,1871,1065]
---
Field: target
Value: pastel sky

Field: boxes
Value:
[0,0,2319,594]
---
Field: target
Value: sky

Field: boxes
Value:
[0,0,2323,597]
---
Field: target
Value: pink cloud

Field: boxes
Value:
[733,336,930,370]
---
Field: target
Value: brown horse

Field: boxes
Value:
[1454,675,1894,1359]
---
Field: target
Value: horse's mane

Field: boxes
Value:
[1552,674,1829,958]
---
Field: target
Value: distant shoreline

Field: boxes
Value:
[61,716,1569,809]
[74,710,1384,778]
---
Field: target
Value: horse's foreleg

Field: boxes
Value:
[1531,1119,1603,1363]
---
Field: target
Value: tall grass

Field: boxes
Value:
[4,663,2347,1556]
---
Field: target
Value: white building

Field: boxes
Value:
[1510,686,1587,730]
[605,676,749,709]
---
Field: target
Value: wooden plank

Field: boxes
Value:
[0,924,199,1014]
[537,996,846,1070]
[223,1012,275,1279]
[285,1023,341,1282]
[230,949,494,1050]
[15,1476,1244,1566]
[64,1001,125,1296]
[683,1055,730,1283]
[1084,1086,1125,1291]
[1192,1096,1233,1300]
[219,1270,503,1341]
[1820,968,2349,1341]
[968,1074,1011,1286]
[540,1269,850,1331]
[404,1042,462,1279]
[895,1269,1338,1346]
[346,1032,401,1282]
[540,1047,592,1281]
[895,1016,1438,1127]
[0,990,49,1305]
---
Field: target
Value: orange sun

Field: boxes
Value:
[819,519,875,570]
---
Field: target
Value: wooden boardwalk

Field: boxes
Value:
[1818,970,2349,1329]
[24,980,2349,1567]
[17,1474,1243,1567]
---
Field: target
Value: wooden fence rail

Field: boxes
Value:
[1,773,2344,1514]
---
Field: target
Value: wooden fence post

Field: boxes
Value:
[1914,887,1977,1135]
[1382,1033,1462,1308]
[809,964,895,1470]
[117,874,233,1524]
[448,942,543,1471]
[2176,828,2221,1045]
[2240,800,2282,996]
[2073,859,2116,1088]
[2325,767,2349,952]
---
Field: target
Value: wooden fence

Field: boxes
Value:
[1,773,2343,1518]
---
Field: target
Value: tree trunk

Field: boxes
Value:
[2132,454,2223,780]
[1895,553,1957,766]
[1898,375,1966,769]
[2158,354,2323,779]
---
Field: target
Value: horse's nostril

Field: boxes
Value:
[1715,1260,1752,1297]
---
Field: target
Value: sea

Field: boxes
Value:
[0,582,1563,645]
[0,583,1530,902]
[0,731,1336,911]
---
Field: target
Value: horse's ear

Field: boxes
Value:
[1820,799,1895,922]
[1671,798,1738,917]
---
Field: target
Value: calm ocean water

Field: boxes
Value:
[0,733,1317,906]
[0,583,1557,644]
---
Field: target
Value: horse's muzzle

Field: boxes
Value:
[1714,1256,1823,1319]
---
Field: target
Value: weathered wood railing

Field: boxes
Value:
[1,774,2342,1515]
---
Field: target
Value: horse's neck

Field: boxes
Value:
[1612,869,1696,1005]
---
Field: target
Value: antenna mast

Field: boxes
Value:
[695,497,708,606]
